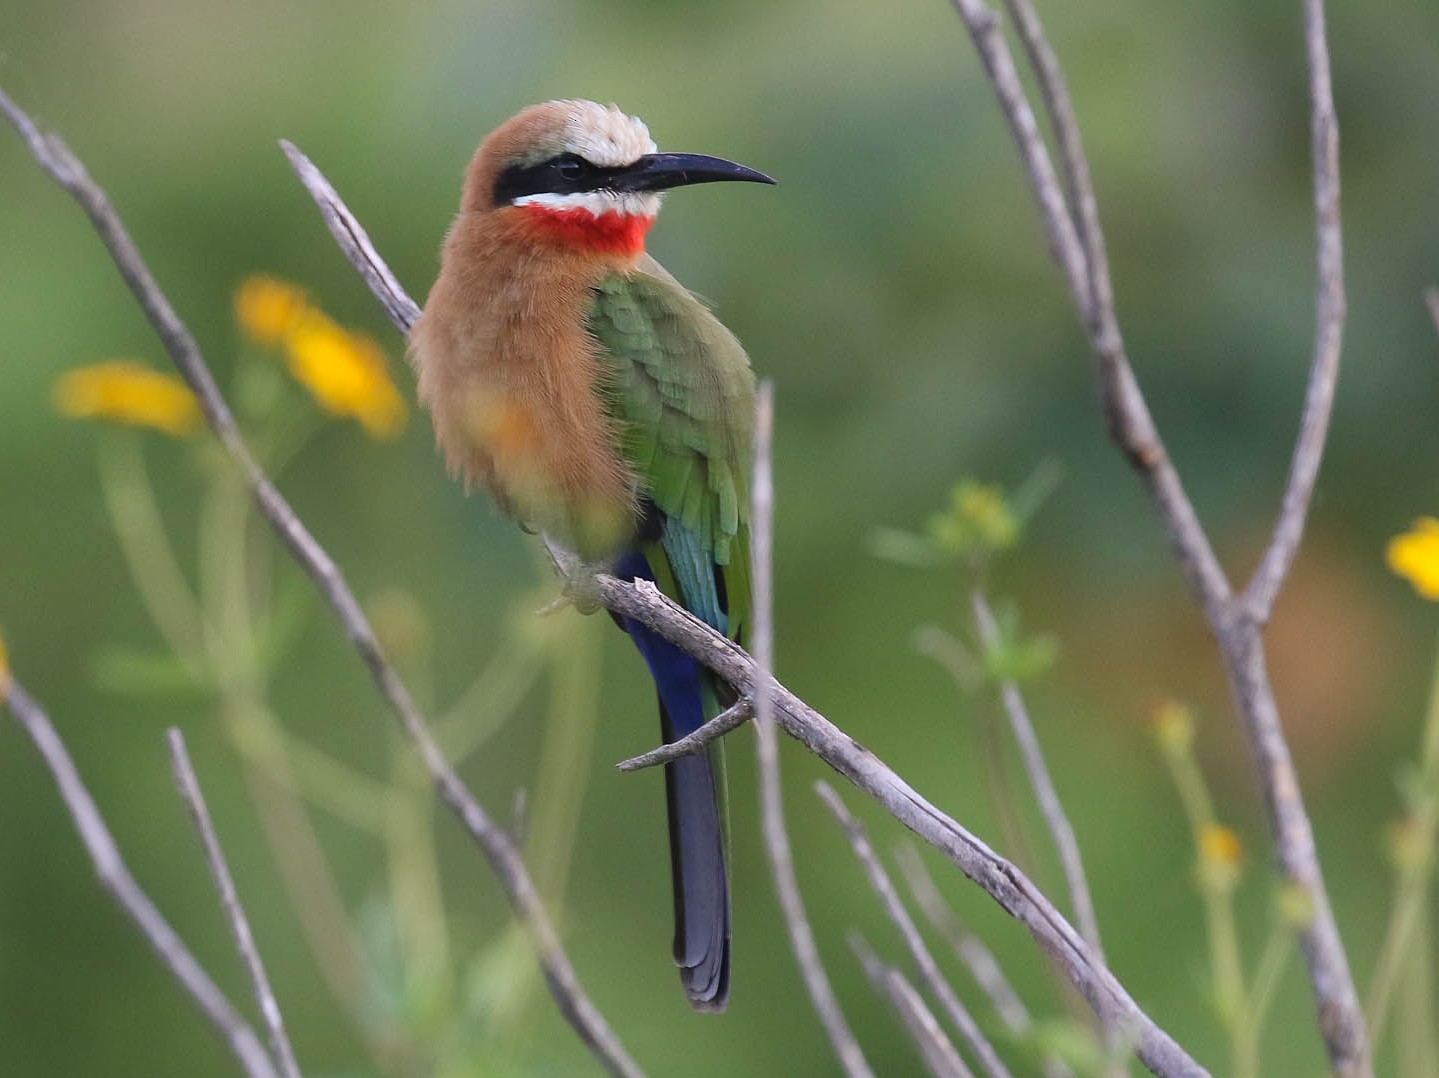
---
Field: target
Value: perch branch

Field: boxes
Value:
[818,782,1012,1078]
[752,384,875,1077]
[1,677,278,1078]
[598,571,1211,1072]
[943,2,1367,1071]
[280,138,1206,1078]
[615,697,751,771]
[168,729,302,1078]
[971,589,1104,965]
[0,85,642,1078]
[850,934,974,1078]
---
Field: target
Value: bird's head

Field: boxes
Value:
[462,99,774,258]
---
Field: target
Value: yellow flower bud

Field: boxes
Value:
[1151,700,1195,755]
[1197,823,1244,892]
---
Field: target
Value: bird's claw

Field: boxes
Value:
[560,561,606,615]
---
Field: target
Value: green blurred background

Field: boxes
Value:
[3,0,1439,1074]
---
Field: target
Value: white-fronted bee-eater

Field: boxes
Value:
[409,100,774,1010]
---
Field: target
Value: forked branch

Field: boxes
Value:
[942,1,1367,1070]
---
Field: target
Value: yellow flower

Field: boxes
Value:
[1150,699,1195,754]
[54,361,202,438]
[928,480,1018,557]
[958,484,1018,549]
[284,312,407,439]
[235,275,312,347]
[0,627,10,697]
[1197,823,1244,892]
[1387,518,1439,600]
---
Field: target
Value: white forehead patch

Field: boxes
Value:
[557,100,658,167]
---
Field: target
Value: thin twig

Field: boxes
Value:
[168,729,302,1078]
[818,781,1013,1078]
[1365,632,1439,1045]
[850,934,974,1078]
[895,846,1078,1078]
[616,698,751,771]
[1,678,278,1078]
[894,844,1030,1036]
[942,3,1368,1070]
[601,576,1202,1076]
[280,142,1205,1078]
[970,590,1104,967]
[999,0,1111,328]
[752,384,875,1077]
[1242,0,1346,622]
[946,1,1229,624]
[0,85,643,1078]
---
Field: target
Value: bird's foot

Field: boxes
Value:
[549,560,605,616]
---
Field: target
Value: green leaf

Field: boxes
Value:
[91,646,210,700]
[981,603,1058,683]
[253,568,314,676]
[869,527,946,569]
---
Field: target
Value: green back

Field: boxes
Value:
[587,255,754,645]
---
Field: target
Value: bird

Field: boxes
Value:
[408,99,774,1011]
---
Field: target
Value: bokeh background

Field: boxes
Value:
[3,0,1439,1074]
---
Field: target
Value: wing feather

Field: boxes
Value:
[588,256,754,641]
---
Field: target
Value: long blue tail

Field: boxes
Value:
[615,553,731,1011]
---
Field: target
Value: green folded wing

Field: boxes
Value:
[587,254,755,643]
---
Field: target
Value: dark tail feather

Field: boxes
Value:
[619,605,731,1010]
[660,694,731,1010]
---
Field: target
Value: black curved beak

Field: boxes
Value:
[609,152,777,194]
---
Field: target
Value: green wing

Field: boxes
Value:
[587,255,754,644]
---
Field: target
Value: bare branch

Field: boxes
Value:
[850,934,974,1078]
[999,0,1111,325]
[0,85,643,1078]
[895,846,1079,1078]
[752,385,875,1077]
[969,587,1118,1071]
[818,782,1013,1078]
[280,142,1206,1078]
[615,697,751,772]
[280,141,420,332]
[946,2,1229,623]
[1,678,277,1078]
[947,0,1228,620]
[602,575,1203,1075]
[942,3,1368,1070]
[1243,0,1346,621]
[970,590,1104,966]
[168,729,301,1078]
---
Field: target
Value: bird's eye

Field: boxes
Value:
[554,155,588,181]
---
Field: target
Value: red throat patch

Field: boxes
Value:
[517,205,654,257]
